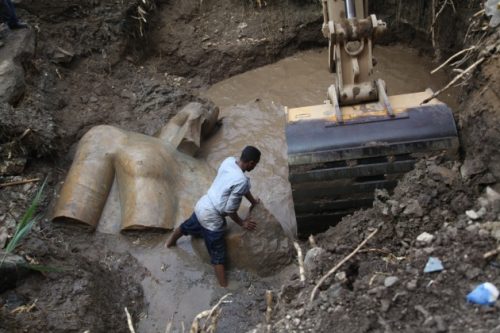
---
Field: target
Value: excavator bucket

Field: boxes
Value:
[286,90,459,236]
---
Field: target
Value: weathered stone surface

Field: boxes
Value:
[0,59,25,104]
[192,204,293,276]
[384,276,399,288]
[304,247,326,277]
[0,252,31,293]
[0,29,35,104]
[416,232,435,244]
[403,199,424,217]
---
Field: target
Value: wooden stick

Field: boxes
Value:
[203,293,231,330]
[265,290,273,324]
[359,248,391,255]
[484,246,500,259]
[188,293,231,333]
[430,46,476,74]
[17,128,31,141]
[422,57,485,104]
[308,235,317,248]
[293,242,306,282]
[124,307,136,333]
[0,178,40,188]
[431,0,436,48]
[164,314,174,333]
[310,228,379,303]
[472,9,485,18]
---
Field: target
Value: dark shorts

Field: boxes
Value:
[180,213,226,265]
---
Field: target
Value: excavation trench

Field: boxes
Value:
[130,44,457,331]
[3,1,494,332]
[61,43,455,333]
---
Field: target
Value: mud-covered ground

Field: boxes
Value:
[1,0,499,332]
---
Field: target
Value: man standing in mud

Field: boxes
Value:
[166,146,261,287]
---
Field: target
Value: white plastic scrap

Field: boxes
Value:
[485,0,500,27]
[424,257,444,273]
[467,282,499,305]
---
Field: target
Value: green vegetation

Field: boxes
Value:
[0,178,49,270]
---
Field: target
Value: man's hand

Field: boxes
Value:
[250,197,261,211]
[242,218,257,231]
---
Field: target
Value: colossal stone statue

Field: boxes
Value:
[52,100,295,275]
[52,102,219,231]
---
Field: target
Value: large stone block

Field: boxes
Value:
[192,204,293,276]
[0,29,35,104]
[0,59,25,104]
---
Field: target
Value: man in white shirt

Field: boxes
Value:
[166,146,261,287]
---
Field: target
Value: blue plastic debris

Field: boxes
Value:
[466,283,499,306]
[423,257,444,273]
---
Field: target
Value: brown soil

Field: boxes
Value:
[1,0,499,332]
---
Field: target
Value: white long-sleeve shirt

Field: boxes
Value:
[194,157,251,231]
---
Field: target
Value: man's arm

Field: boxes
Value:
[227,212,256,231]
[245,191,260,209]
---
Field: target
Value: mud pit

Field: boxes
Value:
[1,0,499,332]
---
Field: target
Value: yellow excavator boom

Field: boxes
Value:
[286,0,459,236]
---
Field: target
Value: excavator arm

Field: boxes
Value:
[286,0,459,236]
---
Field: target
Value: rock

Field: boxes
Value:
[406,279,418,291]
[279,280,304,303]
[380,299,391,312]
[445,226,458,239]
[387,199,402,215]
[465,267,482,280]
[478,229,490,238]
[466,210,480,220]
[491,227,500,241]
[428,164,457,185]
[434,315,447,332]
[460,158,487,179]
[403,199,423,217]
[416,232,434,244]
[192,204,293,276]
[384,276,399,288]
[50,46,74,65]
[0,29,35,105]
[335,271,347,282]
[487,187,500,203]
[0,251,32,293]
[367,286,386,297]
[451,192,472,213]
[423,247,435,254]
[327,283,344,300]
[485,0,500,27]
[304,246,325,276]
[0,225,8,248]
[0,59,25,104]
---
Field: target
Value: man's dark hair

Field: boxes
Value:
[240,146,261,163]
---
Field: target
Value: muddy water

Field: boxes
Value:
[101,45,456,332]
[203,44,458,112]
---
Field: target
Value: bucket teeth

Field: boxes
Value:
[287,101,459,237]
